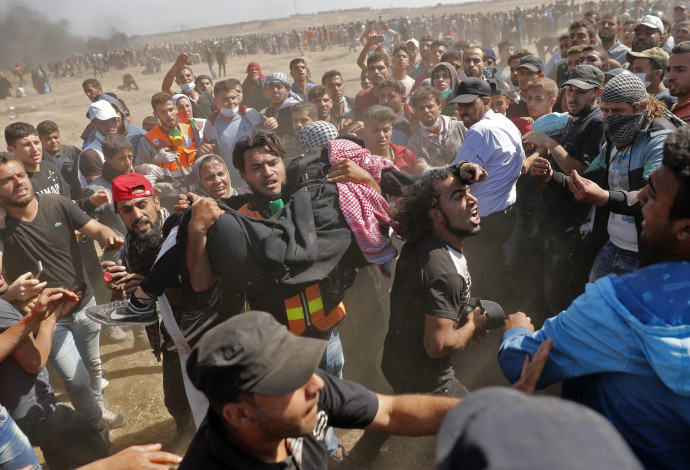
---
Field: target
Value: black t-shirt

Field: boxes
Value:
[28,158,69,198]
[506,99,529,119]
[179,370,378,470]
[0,194,94,311]
[558,107,605,170]
[0,302,56,429]
[551,107,606,231]
[381,236,469,393]
[192,90,217,119]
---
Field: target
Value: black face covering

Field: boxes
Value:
[604,111,648,150]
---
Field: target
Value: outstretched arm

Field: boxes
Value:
[366,339,551,436]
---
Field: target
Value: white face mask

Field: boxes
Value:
[633,72,652,88]
[220,106,239,117]
[180,82,196,93]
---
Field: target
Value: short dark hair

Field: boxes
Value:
[441,50,463,63]
[195,74,213,86]
[419,36,434,44]
[321,70,342,84]
[364,104,397,122]
[82,78,101,89]
[289,58,306,71]
[227,78,241,90]
[584,10,600,24]
[142,116,159,131]
[36,120,59,137]
[291,101,318,119]
[661,127,690,221]
[5,122,38,148]
[508,49,531,65]
[498,40,514,50]
[392,45,410,57]
[214,79,236,95]
[0,151,23,167]
[465,46,486,61]
[410,85,442,107]
[379,79,405,96]
[102,134,134,160]
[430,40,449,51]
[308,85,330,101]
[570,20,596,41]
[582,45,609,62]
[175,66,194,78]
[389,165,461,241]
[232,130,285,172]
[672,40,690,55]
[367,51,391,69]
[151,92,173,110]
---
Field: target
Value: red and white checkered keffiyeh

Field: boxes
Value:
[328,139,399,278]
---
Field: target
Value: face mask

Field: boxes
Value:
[180,82,195,93]
[220,106,239,117]
[94,131,105,142]
[633,72,652,88]
[484,66,493,78]
[604,110,648,150]
[441,87,452,100]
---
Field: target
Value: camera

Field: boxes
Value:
[456,298,506,331]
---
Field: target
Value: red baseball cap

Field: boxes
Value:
[112,173,155,211]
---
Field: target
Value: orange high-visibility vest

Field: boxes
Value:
[144,122,197,173]
[283,284,346,336]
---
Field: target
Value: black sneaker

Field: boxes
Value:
[178,308,218,343]
[86,295,158,326]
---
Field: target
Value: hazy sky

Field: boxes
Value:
[5,0,472,37]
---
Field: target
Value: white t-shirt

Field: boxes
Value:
[446,245,471,300]
[607,146,638,252]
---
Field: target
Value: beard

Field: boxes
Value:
[131,213,163,252]
[442,209,480,238]
[569,96,597,117]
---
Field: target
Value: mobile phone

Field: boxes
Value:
[189,53,201,64]
[32,260,43,279]
[372,34,384,44]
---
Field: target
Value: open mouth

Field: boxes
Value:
[469,208,480,225]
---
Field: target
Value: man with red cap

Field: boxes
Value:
[87,172,197,438]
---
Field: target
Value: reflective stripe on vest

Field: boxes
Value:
[283,284,345,336]
[144,122,197,173]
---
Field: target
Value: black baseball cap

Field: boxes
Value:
[516,55,544,73]
[451,78,491,104]
[187,311,327,400]
[562,64,604,90]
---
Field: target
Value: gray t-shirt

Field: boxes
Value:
[0,302,56,427]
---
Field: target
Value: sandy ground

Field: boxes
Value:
[0,0,573,467]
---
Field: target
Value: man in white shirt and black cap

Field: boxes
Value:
[450,78,525,309]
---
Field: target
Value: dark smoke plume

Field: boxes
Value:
[0,3,130,67]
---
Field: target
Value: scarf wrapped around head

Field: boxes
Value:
[601,74,650,150]
[243,62,264,92]
[192,153,237,198]
[300,121,339,153]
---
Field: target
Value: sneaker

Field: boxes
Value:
[103,326,127,343]
[86,295,158,327]
[102,408,127,429]
[179,308,218,343]
[101,378,109,390]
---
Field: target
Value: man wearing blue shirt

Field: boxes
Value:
[498,127,690,470]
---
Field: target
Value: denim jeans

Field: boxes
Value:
[24,404,108,470]
[49,297,104,429]
[318,328,344,457]
[0,406,40,470]
[589,240,639,282]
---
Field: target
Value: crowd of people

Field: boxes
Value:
[0,1,689,469]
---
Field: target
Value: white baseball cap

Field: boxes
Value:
[635,14,664,34]
[88,100,118,122]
